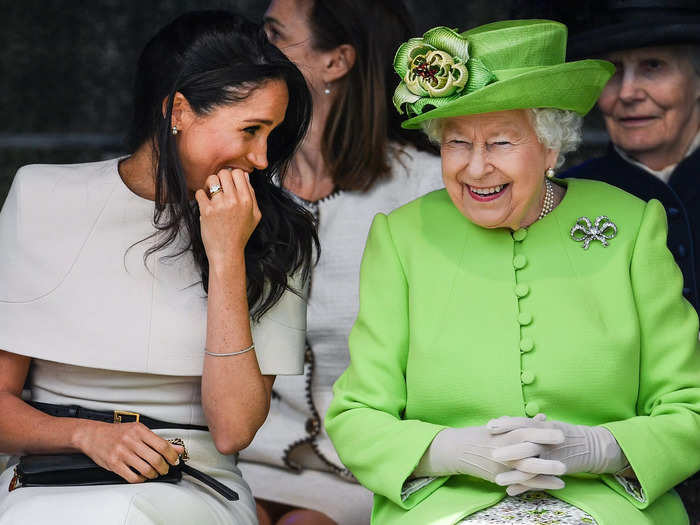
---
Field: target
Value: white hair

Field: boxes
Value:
[421,118,446,145]
[420,108,583,169]
[528,108,583,168]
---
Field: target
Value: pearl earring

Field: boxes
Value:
[323,84,331,95]
[545,167,555,178]
[172,125,179,136]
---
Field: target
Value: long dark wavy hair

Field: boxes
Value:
[307,0,438,192]
[126,10,318,320]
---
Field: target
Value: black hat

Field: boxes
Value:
[511,0,700,59]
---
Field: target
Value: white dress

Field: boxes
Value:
[0,158,308,524]
[238,145,443,524]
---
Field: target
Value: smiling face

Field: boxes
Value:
[440,110,558,230]
[172,79,289,194]
[598,46,700,170]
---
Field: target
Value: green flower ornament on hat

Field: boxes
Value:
[393,19,616,129]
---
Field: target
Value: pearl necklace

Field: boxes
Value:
[538,178,555,220]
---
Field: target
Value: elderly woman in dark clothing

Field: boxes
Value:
[560,2,700,309]
[557,2,700,521]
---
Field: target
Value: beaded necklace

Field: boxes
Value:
[538,178,555,220]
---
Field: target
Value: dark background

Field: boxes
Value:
[0,0,606,207]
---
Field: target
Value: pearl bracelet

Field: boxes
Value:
[204,343,255,357]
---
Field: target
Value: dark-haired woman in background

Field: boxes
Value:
[0,10,316,524]
[236,1,442,524]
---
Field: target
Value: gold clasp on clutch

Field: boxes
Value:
[113,410,140,424]
[167,438,189,461]
[8,467,20,491]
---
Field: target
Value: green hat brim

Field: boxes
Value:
[401,59,615,129]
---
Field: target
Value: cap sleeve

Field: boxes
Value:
[0,169,23,300]
[252,270,308,375]
[0,163,114,303]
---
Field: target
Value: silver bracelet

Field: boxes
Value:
[204,343,255,357]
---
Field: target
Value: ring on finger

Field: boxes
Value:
[208,184,223,198]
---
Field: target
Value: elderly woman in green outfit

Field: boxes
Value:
[325,20,700,525]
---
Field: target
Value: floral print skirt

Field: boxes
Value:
[459,492,597,524]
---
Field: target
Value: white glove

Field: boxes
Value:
[413,425,566,493]
[488,414,628,495]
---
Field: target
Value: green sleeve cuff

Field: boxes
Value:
[401,475,450,507]
[327,405,448,508]
[602,415,697,508]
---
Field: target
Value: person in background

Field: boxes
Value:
[560,1,700,312]
[236,1,443,524]
[0,11,317,524]
[326,19,700,525]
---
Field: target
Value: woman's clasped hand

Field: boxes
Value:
[195,168,262,264]
[413,412,631,497]
[414,419,566,495]
[487,414,628,495]
[74,421,183,484]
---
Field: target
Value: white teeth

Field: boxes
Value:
[471,184,504,195]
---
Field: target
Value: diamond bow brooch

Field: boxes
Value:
[570,216,618,250]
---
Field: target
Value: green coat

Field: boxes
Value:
[326,178,700,525]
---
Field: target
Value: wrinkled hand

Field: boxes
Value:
[76,421,183,483]
[195,168,261,266]
[488,414,628,495]
[413,425,566,494]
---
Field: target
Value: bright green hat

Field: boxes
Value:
[393,19,615,129]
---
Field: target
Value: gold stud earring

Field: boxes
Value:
[545,167,555,178]
[172,125,179,136]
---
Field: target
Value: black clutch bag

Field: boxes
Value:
[10,453,182,488]
[9,452,238,501]
[9,404,238,501]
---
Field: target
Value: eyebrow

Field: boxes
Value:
[243,118,275,125]
[488,128,521,136]
[263,15,282,28]
[444,126,521,137]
